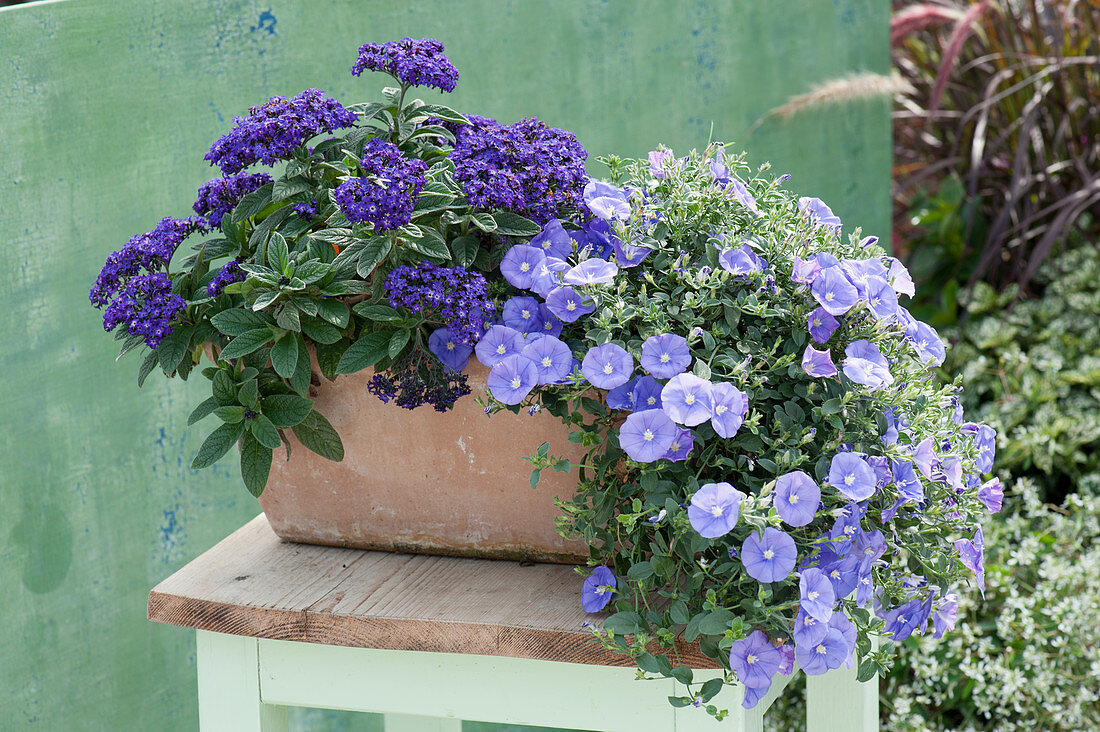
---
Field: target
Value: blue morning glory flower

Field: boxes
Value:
[932,592,958,639]
[502,295,545,334]
[822,552,861,599]
[530,219,573,259]
[719,245,766,277]
[427,326,473,372]
[842,339,894,390]
[648,149,675,178]
[581,343,634,389]
[811,267,859,316]
[661,373,714,426]
[828,452,878,501]
[798,196,842,232]
[583,180,632,222]
[792,256,822,285]
[855,529,886,567]
[563,258,618,286]
[912,436,938,479]
[802,345,838,378]
[798,567,836,622]
[795,627,849,675]
[774,470,821,527]
[814,252,841,269]
[500,245,547,290]
[631,375,664,411]
[905,320,946,366]
[531,256,570,298]
[537,305,563,336]
[474,324,526,368]
[807,307,839,343]
[618,409,677,463]
[728,630,781,690]
[741,527,797,583]
[710,382,748,438]
[521,335,573,385]
[612,238,652,268]
[882,598,926,642]
[971,423,997,473]
[841,258,889,298]
[828,613,857,669]
[978,477,1003,514]
[640,333,692,379]
[954,526,985,596]
[888,256,916,297]
[486,354,538,405]
[545,285,595,323]
[855,565,874,607]
[581,566,617,612]
[605,377,639,410]
[687,482,745,538]
[891,459,925,503]
[863,276,898,320]
[793,608,828,647]
[578,219,615,259]
[662,427,694,462]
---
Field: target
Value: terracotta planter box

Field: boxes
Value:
[259,362,588,564]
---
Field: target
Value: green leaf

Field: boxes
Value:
[388,329,411,359]
[239,431,273,497]
[627,561,654,581]
[336,331,393,374]
[249,414,282,450]
[491,212,541,236]
[292,411,344,461]
[219,329,274,361]
[299,314,342,344]
[270,333,299,378]
[412,103,469,125]
[211,309,274,336]
[635,653,661,675]
[669,666,693,685]
[268,232,290,274]
[468,212,497,232]
[156,327,191,374]
[602,612,642,635]
[315,339,349,381]
[353,303,403,322]
[357,237,393,277]
[700,678,724,702]
[289,334,311,397]
[667,697,691,708]
[529,469,541,489]
[857,658,878,683]
[192,421,245,469]
[260,394,315,428]
[450,235,481,268]
[315,299,349,328]
[238,379,260,408]
[188,397,220,425]
[698,608,736,636]
[212,370,238,404]
[276,303,301,332]
[231,182,274,223]
[137,349,160,387]
[214,405,245,423]
[272,175,311,202]
[405,229,450,260]
[251,289,281,311]
[821,398,844,415]
[684,613,704,642]
[248,206,291,249]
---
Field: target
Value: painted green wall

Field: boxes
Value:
[0,0,888,729]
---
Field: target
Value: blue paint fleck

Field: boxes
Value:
[209,102,224,124]
[251,10,277,36]
[160,509,181,552]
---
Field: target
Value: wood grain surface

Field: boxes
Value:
[148,515,718,668]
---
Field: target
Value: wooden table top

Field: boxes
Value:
[148,515,715,667]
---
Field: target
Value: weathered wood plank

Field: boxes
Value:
[150,515,719,668]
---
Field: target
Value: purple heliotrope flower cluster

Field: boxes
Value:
[90,216,207,348]
[204,89,358,174]
[206,260,244,298]
[367,347,471,412]
[450,115,588,223]
[101,272,186,349]
[334,137,428,231]
[351,37,459,93]
[385,261,493,347]
[192,172,272,228]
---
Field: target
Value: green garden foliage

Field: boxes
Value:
[947,243,1100,504]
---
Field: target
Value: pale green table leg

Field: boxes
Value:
[383,714,462,732]
[805,660,878,732]
[197,630,289,732]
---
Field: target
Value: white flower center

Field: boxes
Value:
[566,300,577,311]
[763,549,774,559]
[603,363,614,375]
[830,570,840,579]
[844,526,856,536]
[825,292,835,302]
[685,394,695,405]
[647,397,656,405]
[788,495,799,504]
[542,357,552,367]
[510,377,521,389]
[808,590,819,601]
[805,617,816,626]
[746,654,757,665]
[521,309,531,319]
[496,344,507,354]
[812,318,821,327]
[643,429,654,441]
[710,506,723,518]
[844,474,855,486]
[596,586,607,596]
[815,644,827,655]
[715,404,728,415]
[660,353,670,363]
[446,342,455,351]
[520,262,530,272]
